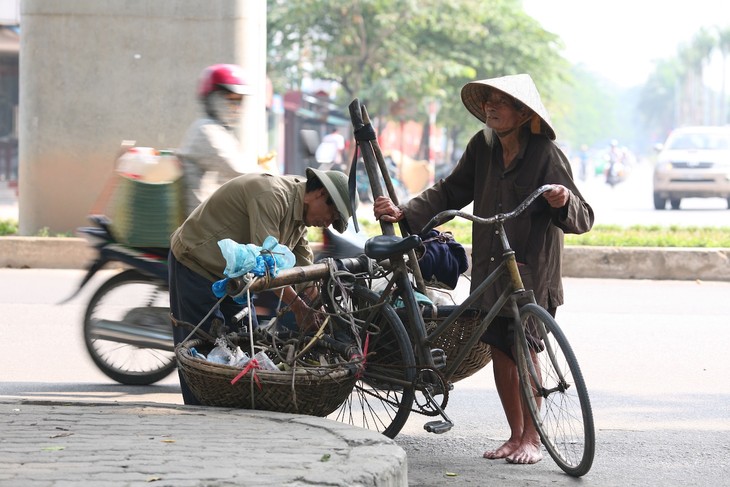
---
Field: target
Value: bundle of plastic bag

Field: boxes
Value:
[213,236,297,304]
[218,236,296,278]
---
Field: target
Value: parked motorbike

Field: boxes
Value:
[61,214,176,385]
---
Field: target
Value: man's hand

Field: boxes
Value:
[291,298,322,333]
[543,185,570,208]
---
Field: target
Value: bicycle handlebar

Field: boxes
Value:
[419,184,557,235]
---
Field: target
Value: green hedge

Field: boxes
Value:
[4,217,730,248]
[310,219,730,248]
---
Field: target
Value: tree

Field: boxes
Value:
[638,58,683,141]
[716,26,730,124]
[267,0,568,162]
[639,25,730,138]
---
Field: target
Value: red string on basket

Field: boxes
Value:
[353,333,370,379]
[230,359,262,389]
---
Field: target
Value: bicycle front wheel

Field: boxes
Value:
[327,284,416,438]
[514,303,595,477]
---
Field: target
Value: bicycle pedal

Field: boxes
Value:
[430,348,447,370]
[424,420,453,434]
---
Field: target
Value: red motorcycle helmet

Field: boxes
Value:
[197,64,252,98]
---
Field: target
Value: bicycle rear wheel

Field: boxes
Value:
[327,284,416,438]
[514,303,595,477]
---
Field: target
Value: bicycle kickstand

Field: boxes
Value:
[422,387,454,434]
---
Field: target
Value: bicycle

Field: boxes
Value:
[225,182,594,476]
[348,185,595,473]
[223,100,595,476]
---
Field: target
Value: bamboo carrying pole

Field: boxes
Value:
[348,99,426,293]
[225,257,373,296]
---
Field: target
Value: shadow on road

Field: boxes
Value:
[0,382,180,403]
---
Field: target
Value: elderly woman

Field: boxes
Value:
[374,74,594,465]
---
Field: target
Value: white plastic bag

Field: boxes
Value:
[253,350,279,371]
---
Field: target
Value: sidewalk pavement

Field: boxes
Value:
[0,399,407,486]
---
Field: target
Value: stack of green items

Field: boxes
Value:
[111,148,184,248]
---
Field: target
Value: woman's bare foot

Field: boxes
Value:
[483,439,519,459]
[505,441,543,464]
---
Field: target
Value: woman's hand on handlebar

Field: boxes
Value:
[543,184,570,208]
[373,196,405,223]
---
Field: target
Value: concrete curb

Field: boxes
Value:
[1,236,728,282]
[1,399,407,486]
[563,245,730,281]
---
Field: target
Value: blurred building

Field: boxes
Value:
[0,0,19,183]
[280,90,349,176]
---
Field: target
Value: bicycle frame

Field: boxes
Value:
[371,182,556,377]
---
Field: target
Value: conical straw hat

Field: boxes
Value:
[460,74,556,140]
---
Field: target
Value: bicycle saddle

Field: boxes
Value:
[364,234,422,260]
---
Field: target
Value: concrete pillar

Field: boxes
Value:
[19,0,266,235]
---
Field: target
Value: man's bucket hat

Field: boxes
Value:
[306,167,353,233]
[460,73,556,140]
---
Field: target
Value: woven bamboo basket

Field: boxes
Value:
[176,338,359,416]
[401,306,492,383]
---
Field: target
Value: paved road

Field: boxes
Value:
[398,276,730,486]
[573,161,729,227]
[0,180,17,221]
[2,270,730,485]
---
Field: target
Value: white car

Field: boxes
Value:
[653,126,730,210]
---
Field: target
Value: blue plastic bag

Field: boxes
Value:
[218,239,258,278]
[213,237,297,303]
[217,236,296,278]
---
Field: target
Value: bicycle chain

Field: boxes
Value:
[413,368,450,416]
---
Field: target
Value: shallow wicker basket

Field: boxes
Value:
[176,338,358,416]
[402,306,492,383]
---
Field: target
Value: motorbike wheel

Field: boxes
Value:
[83,269,176,385]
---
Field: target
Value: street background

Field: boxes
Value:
[2,146,730,485]
[2,158,729,229]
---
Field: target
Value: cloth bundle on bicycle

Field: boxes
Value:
[416,230,469,290]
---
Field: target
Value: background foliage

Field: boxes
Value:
[267,0,569,154]
[267,0,730,158]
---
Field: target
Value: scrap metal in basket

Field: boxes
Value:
[175,237,365,416]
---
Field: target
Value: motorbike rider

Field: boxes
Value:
[605,139,624,186]
[177,63,263,215]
